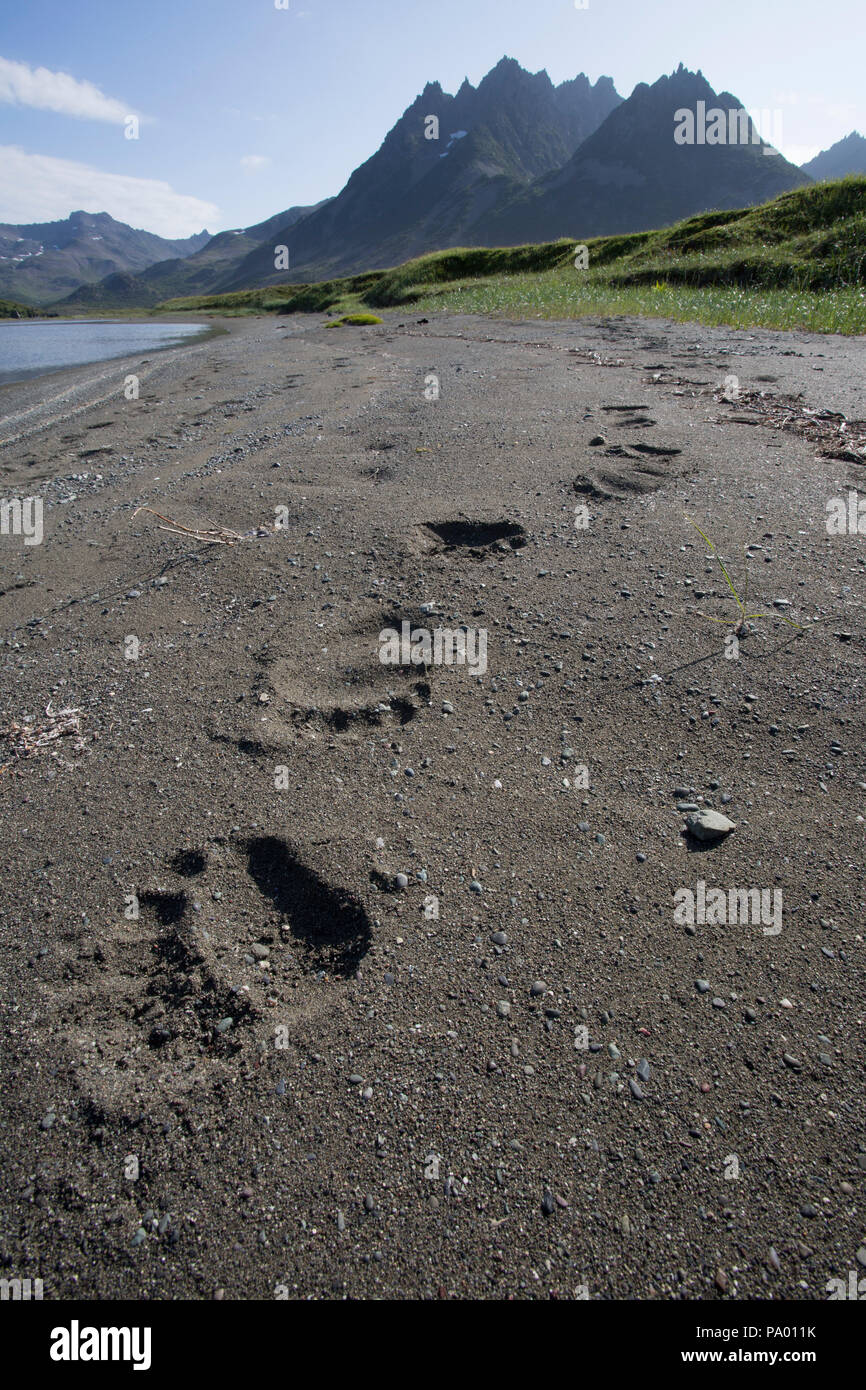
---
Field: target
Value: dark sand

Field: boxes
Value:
[0,311,864,1300]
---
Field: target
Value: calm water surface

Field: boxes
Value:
[0,319,209,385]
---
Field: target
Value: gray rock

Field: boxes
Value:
[637,1059,650,1083]
[696,979,711,993]
[686,809,736,841]
[629,1079,645,1100]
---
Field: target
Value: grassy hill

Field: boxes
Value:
[156,177,866,335]
[0,298,43,318]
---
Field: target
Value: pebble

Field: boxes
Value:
[711,997,726,1009]
[629,1079,645,1100]
[636,852,647,863]
[490,931,507,946]
[395,873,409,890]
[541,1189,556,1215]
[636,1059,650,1083]
[530,980,547,997]
[695,979,711,993]
[589,435,606,446]
[686,809,736,841]
[496,1001,511,1018]
[469,880,483,894]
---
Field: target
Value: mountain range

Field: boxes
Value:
[0,211,210,307]
[802,130,866,181]
[6,61,865,311]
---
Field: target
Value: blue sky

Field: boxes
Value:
[0,0,861,237]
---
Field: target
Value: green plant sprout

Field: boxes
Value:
[685,517,805,637]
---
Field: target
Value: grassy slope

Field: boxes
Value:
[156,177,866,334]
[0,298,43,319]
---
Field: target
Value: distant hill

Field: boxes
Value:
[0,211,210,306]
[802,131,866,180]
[481,66,812,245]
[220,58,622,288]
[0,297,42,318]
[57,203,329,309]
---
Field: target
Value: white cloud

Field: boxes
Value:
[0,147,219,238]
[240,154,271,170]
[0,56,137,124]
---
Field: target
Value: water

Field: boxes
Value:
[0,319,209,386]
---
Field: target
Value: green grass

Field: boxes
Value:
[0,298,43,319]
[324,312,384,326]
[155,176,866,335]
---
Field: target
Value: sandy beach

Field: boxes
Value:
[0,309,864,1300]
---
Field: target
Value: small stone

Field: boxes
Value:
[496,1001,511,1018]
[686,809,736,842]
[530,980,546,997]
[636,852,647,863]
[799,1204,818,1218]
[715,1267,729,1293]
[469,880,483,894]
[490,931,507,946]
[696,979,711,993]
[541,1188,556,1215]
[768,1247,781,1272]
[636,1059,650,1084]
[589,435,606,446]
[395,873,409,890]
[782,1053,802,1072]
[856,1247,866,1268]
[712,997,726,1009]
[250,943,270,960]
[629,1079,645,1100]
[348,1073,364,1085]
